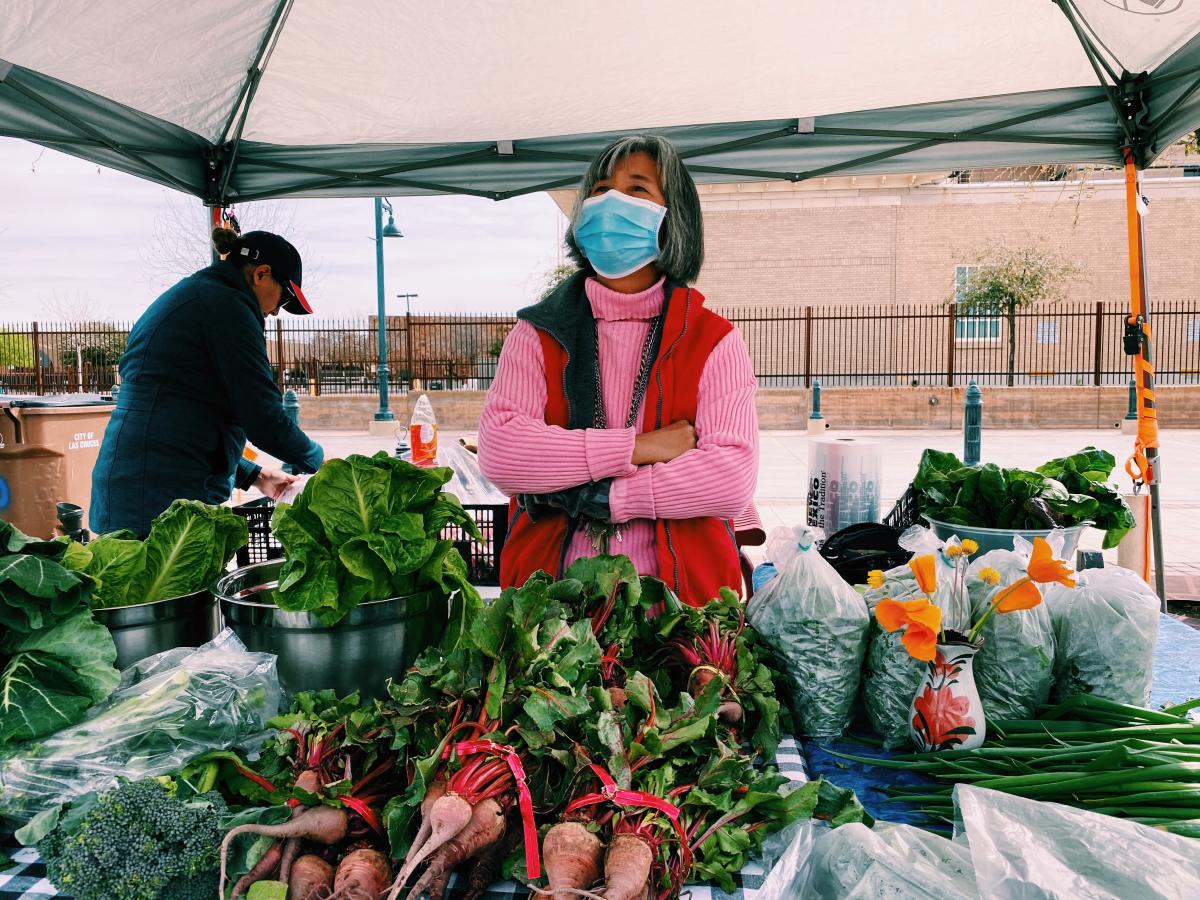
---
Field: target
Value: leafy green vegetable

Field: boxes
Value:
[0,611,120,746]
[0,519,118,749]
[66,500,248,608]
[272,453,481,625]
[1037,449,1138,548]
[911,447,1134,547]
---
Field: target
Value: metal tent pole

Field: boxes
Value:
[1122,150,1167,610]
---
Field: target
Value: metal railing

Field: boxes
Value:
[3,301,1198,395]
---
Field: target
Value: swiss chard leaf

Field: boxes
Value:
[0,609,119,747]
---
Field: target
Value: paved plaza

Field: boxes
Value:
[250,426,1200,603]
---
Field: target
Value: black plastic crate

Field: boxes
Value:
[449,503,509,586]
[230,497,509,586]
[232,497,283,567]
[883,484,920,532]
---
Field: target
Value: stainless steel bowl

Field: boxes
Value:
[93,590,220,670]
[214,560,447,699]
[924,517,1092,558]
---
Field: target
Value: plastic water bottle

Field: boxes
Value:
[409,394,438,467]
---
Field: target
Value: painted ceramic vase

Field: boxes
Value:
[908,639,985,752]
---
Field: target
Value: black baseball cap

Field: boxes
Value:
[235,231,312,315]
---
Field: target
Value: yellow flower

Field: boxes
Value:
[946,545,964,559]
[867,570,886,589]
[979,567,1001,586]
[961,539,980,555]
[875,597,942,662]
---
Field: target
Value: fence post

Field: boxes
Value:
[1093,300,1104,386]
[803,306,813,388]
[947,304,957,387]
[32,322,44,396]
[964,380,983,465]
[281,389,300,474]
[274,320,284,390]
[405,310,415,390]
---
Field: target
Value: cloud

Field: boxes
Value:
[0,137,568,321]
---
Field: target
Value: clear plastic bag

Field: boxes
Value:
[966,546,1056,721]
[0,629,280,828]
[1044,566,1159,705]
[860,526,960,748]
[748,526,870,740]
[954,784,1200,899]
[758,820,978,900]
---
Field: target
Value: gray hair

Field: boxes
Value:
[565,134,704,285]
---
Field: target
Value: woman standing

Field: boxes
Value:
[90,228,324,536]
[479,135,758,605]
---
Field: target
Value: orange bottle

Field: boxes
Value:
[409,394,438,467]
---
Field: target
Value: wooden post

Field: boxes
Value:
[1093,300,1104,387]
[31,321,44,396]
[803,306,813,388]
[274,319,284,391]
[947,304,957,387]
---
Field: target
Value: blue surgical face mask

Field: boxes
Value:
[572,190,667,279]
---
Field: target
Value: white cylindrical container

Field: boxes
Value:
[806,438,882,532]
[1116,491,1152,583]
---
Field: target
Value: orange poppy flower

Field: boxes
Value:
[908,555,937,594]
[993,579,1043,612]
[875,597,942,661]
[1027,536,1077,587]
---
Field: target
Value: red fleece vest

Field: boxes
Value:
[498,286,743,606]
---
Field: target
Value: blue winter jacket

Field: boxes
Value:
[90,261,323,535]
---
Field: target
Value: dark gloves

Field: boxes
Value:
[518,478,613,523]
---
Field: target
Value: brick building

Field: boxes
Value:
[549,159,1200,386]
[553,161,1200,311]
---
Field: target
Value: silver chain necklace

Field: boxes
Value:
[585,314,662,551]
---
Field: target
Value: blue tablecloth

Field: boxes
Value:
[804,612,1200,828]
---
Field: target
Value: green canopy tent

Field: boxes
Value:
[2,0,1193,601]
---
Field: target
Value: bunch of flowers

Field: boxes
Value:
[867,536,1075,660]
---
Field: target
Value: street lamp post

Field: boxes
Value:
[373,197,403,421]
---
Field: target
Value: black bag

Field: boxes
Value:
[819,522,908,586]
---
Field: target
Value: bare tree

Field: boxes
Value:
[141,192,317,294]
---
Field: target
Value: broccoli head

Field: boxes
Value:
[40,779,227,900]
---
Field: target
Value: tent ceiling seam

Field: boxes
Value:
[1059,0,1124,84]
[217,0,293,145]
[1055,0,1141,153]
[1147,71,1200,140]
[215,0,296,203]
[3,76,193,194]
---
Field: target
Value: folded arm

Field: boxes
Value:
[609,330,759,523]
[477,320,635,494]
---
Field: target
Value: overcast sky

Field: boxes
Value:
[0,137,568,323]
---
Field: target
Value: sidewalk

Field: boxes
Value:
[259,426,1200,600]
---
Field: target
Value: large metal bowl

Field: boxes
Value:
[924,517,1091,558]
[214,560,447,699]
[93,590,220,670]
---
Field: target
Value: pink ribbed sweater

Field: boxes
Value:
[478,276,759,576]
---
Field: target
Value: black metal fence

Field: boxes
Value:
[4,301,1199,396]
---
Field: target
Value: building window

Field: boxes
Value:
[1188,319,1200,342]
[954,266,1000,341]
[956,315,1002,341]
[1036,321,1060,344]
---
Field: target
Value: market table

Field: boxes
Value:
[804,612,1200,827]
[0,738,810,900]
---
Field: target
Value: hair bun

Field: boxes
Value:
[211,226,240,257]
